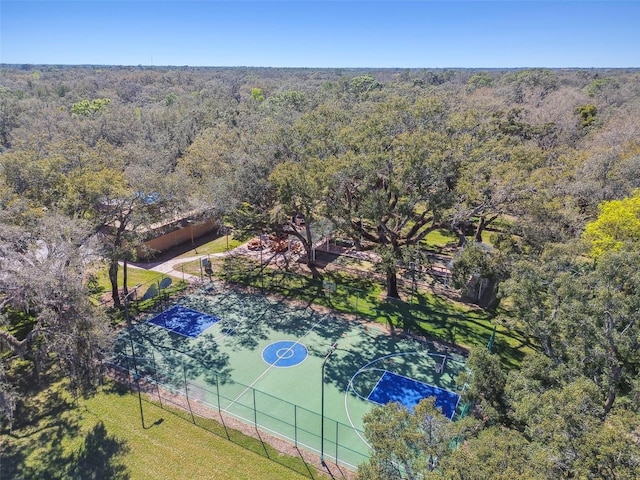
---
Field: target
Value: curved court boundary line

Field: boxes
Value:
[344,350,452,449]
[347,367,387,402]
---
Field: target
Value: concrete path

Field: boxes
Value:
[127,243,269,284]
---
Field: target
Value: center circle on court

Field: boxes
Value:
[262,341,308,367]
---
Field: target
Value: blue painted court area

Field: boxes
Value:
[147,305,220,338]
[368,371,460,419]
[262,341,308,367]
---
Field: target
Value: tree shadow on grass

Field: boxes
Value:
[2,419,78,480]
[1,388,130,480]
[70,421,130,479]
[364,294,509,360]
[9,388,74,433]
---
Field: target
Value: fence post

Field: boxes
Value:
[253,389,258,427]
[335,421,339,464]
[294,404,298,447]
[151,351,163,408]
[215,374,221,414]
[183,364,195,423]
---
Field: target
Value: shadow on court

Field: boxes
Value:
[110,280,469,475]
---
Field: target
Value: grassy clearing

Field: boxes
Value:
[0,381,322,480]
[424,228,458,249]
[176,257,214,278]
[89,235,243,287]
[90,264,184,298]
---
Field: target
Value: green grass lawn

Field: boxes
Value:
[175,233,243,259]
[90,263,183,298]
[424,228,458,249]
[89,235,244,296]
[0,382,323,480]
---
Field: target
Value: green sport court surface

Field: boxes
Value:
[113,282,468,470]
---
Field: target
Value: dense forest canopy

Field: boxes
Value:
[1,65,640,477]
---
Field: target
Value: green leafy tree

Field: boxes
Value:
[499,242,584,361]
[0,215,111,393]
[268,159,325,267]
[431,427,550,480]
[510,379,605,477]
[97,167,182,308]
[357,399,469,479]
[502,68,558,104]
[501,243,640,416]
[447,115,515,245]
[250,87,265,102]
[451,243,505,307]
[576,103,597,127]
[70,98,111,116]
[576,249,640,414]
[0,86,21,149]
[323,97,458,298]
[0,148,67,208]
[267,90,305,111]
[573,409,640,479]
[586,77,620,104]
[459,348,508,425]
[348,74,383,96]
[466,72,493,90]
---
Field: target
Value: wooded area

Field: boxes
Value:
[1,65,639,478]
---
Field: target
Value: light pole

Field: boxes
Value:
[259,234,265,293]
[409,261,416,303]
[320,341,338,466]
[123,286,145,428]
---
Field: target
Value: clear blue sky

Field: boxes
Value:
[1,1,638,68]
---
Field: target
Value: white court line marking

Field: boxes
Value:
[366,371,388,402]
[223,313,331,413]
[345,352,404,449]
[345,350,448,448]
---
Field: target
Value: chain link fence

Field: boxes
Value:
[109,338,369,472]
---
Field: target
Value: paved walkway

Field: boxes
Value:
[127,243,270,284]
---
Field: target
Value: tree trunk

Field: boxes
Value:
[456,227,467,248]
[541,335,561,365]
[475,214,499,243]
[123,255,129,299]
[386,268,400,298]
[109,260,121,309]
[474,216,486,243]
[303,223,315,268]
[603,362,621,417]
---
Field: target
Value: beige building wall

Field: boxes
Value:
[138,219,218,258]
